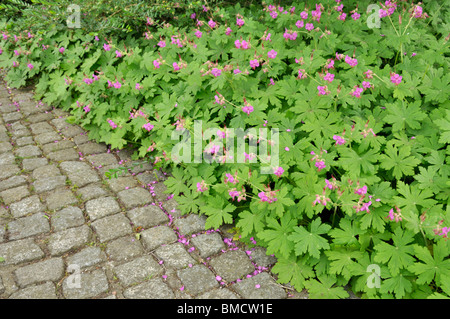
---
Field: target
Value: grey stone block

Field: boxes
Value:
[45,189,77,211]
[232,272,287,299]
[41,140,75,154]
[51,206,85,231]
[0,164,20,180]
[106,176,137,193]
[0,152,15,165]
[141,226,178,251]
[196,288,240,299]
[105,235,144,262]
[14,145,42,158]
[0,185,30,205]
[62,269,109,299]
[114,255,162,287]
[0,238,45,265]
[77,142,107,155]
[32,164,61,180]
[85,196,121,221]
[123,278,175,299]
[0,175,27,192]
[191,232,226,258]
[47,225,92,256]
[209,250,254,282]
[91,213,132,242]
[34,131,61,145]
[154,243,196,269]
[8,213,50,240]
[117,187,153,209]
[8,282,58,299]
[86,153,118,167]
[76,183,108,201]
[33,176,67,193]
[173,214,207,236]
[47,148,79,162]
[29,122,54,135]
[59,161,100,187]
[127,205,169,228]
[177,264,219,296]
[66,246,106,269]
[14,257,64,288]
[0,142,13,154]
[22,157,48,171]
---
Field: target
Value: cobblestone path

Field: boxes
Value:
[0,77,303,299]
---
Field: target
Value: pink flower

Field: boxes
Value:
[270,11,278,19]
[173,62,180,71]
[12,61,19,67]
[324,72,335,82]
[157,40,166,48]
[59,47,65,54]
[195,30,202,38]
[267,49,277,59]
[143,123,154,131]
[153,60,161,69]
[390,73,402,85]
[325,60,335,69]
[27,63,34,70]
[333,135,345,145]
[351,87,364,98]
[108,119,118,129]
[234,69,241,74]
[359,201,372,213]
[115,50,122,58]
[305,23,314,31]
[250,59,259,69]
[208,19,217,28]
[274,166,284,177]
[241,40,250,49]
[362,81,372,89]
[364,69,374,79]
[338,13,346,21]
[113,81,122,89]
[352,12,361,20]
[242,105,254,115]
[196,180,208,192]
[317,86,329,96]
[236,18,245,26]
[103,43,111,51]
[315,160,326,170]
[379,9,388,18]
[300,11,308,19]
[295,20,304,28]
[412,5,423,18]
[225,27,232,35]
[234,40,241,49]
[355,185,367,195]
[345,55,358,67]
[211,68,221,77]
[439,227,449,238]
[83,106,90,113]
[135,83,142,90]
[224,173,237,184]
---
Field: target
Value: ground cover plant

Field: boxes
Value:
[1,0,449,298]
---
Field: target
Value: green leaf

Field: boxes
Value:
[329,218,364,247]
[236,207,265,237]
[325,249,364,281]
[379,142,420,179]
[304,275,349,299]
[201,195,235,230]
[379,269,414,299]
[408,241,450,286]
[374,228,415,276]
[288,218,331,259]
[271,255,315,292]
[257,213,297,259]
[384,100,427,132]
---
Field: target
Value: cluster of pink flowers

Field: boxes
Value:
[196,180,208,192]
[317,85,329,96]
[390,73,402,85]
[313,191,331,206]
[214,93,225,106]
[229,187,246,202]
[345,55,358,67]
[310,150,327,171]
[333,134,345,145]
[258,186,278,203]
[235,39,250,49]
[379,1,397,18]
[142,123,154,132]
[283,29,297,40]
[323,72,335,82]
[224,173,238,184]
[351,86,364,98]
[249,59,259,69]
[107,119,117,129]
[434,220,449,238]
[388,206,402,222]
[273,166,284,177]
[267,49,277,59]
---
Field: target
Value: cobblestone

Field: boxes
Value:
[0,83,297,300]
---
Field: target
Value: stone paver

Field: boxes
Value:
[0,82,299,300]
